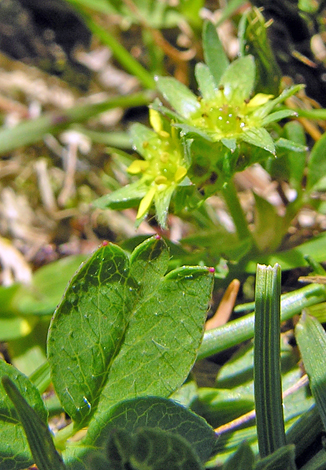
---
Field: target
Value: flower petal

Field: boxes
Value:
[128,160,150,174]
[247,93,273,107]
[137,186,156,219]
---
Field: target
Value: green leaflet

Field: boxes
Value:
[155,76,200,119]
[219,55,255,105]
[202,21,229,86]
[106,428,204,470]
[63,396,216,469]
[47,236,214,427]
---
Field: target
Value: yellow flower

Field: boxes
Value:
[191,88,275,143]
[127,110,188,226]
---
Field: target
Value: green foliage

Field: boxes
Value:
[295,314,326,429]
[3,2,326,470]
[94,19,302,229]
[2,235,326,469]
[48,236,213,427]
[105,428,204,470]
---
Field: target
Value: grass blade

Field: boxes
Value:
[254,264,285,457]
[2,376,66,470]
[295,313,326,429]
[0,91,153,155]
[199,283,326,360]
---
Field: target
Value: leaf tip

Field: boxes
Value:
[155,234,161,240]
[208,267,215,273]
[102,240,109,246]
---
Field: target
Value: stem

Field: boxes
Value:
[221,179,253,242]
[53,422,75,451]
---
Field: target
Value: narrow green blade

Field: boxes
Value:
[2,376,66,470]
[254,264,286,457]
[295,313,326,429]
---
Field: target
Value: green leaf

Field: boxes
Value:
[286,405,323,462]
[63,397,215,469]
[222,441,254,470]
[2,376,66,470]
[156,76,200,118]
[0,360,48,470]
[154,185,175,228]
[252,193,284,252]
[283,121,307,192]
[195,62,217,100]
[306,131,326,193]
[66,0,116,14]
[203,21,229,86]
[253,444,296,470]
[274,137,307,153]
[254,264,285,458]
[87,397,215,463]
[191,387,254,429]
[93,181,147,210]
[106,427,204,470]
[240,127,275,155]
[219,55,255,105]
[295,313,326,429]
[253,85,304,121]
[221,138,237,152]
[215,0,247,26]
[261,110,297,126]
[47,237,214,427]
[174,123,214,142]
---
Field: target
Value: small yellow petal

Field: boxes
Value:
[174,166,187,182]
[247,93,274,107]
[137,186,156,219]
[149,109,163,133]
[128,160,150,174]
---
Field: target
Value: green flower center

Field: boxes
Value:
[192,98,248,139]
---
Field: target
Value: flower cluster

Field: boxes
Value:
[95,22,303,228]
[127,110,188,226]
